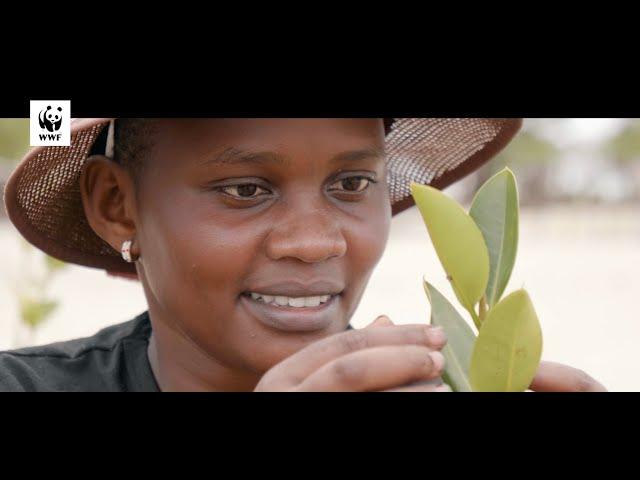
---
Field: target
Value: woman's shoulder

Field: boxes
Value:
[0,311,154,392]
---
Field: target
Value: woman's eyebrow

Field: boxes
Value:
[330,147,386,165]
[201,147,386,167]
[202,147,287,167]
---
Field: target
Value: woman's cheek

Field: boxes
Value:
[138,199,234,318]
[169,221,253,306]
[342,205,391,310]
[138,222,208,317]
[353,198,392,269]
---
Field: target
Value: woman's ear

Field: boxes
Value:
[79,155,138,254]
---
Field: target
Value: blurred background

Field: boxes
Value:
[1,119,638,390]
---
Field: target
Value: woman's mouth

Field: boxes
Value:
[239,291,341,332]
[244,292,334,308]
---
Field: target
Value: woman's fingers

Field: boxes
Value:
[293,346,445,392]
[530,361,607,392]
[265,324,447,389]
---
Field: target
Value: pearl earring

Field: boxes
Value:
[121,239,138,263]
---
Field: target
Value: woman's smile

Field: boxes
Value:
[239,290,342,333]
[238,278,345,332]
[245,292,334,307]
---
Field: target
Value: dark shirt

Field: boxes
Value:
[0,312,356,392]
[0,311,160,392]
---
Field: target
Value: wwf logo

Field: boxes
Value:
[30,100,70,146]
[38,105,63,132]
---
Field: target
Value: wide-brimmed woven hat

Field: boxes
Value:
[4,118,522,275]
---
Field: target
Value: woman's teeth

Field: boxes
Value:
[248,292,332,308]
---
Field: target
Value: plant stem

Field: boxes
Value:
[479,296,488,324]
[468,306,482,332]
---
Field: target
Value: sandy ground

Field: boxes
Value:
[1,204,638,391]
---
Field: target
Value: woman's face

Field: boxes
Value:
[135,119,391,374]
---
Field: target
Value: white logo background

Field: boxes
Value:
[30,100,71,146]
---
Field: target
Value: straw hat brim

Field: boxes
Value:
[4,118,522,274]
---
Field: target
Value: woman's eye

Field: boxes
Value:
[328,176,376,194]
[218,184,271,199]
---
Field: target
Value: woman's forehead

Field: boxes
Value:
[142,119,387,176]
[152,118,386,152]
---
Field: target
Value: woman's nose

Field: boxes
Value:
[265,207,347,263]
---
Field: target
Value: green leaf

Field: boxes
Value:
[19,296,59,330]
[469,168,519,307]
[469,289,543,392]
[410,182,490,318]
[0,119,30,163]
[423,280,475,392]
[44,255,67,274]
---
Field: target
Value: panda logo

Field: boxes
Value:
[38,105,63,132]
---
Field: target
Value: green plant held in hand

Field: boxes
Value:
[411,168,543,392]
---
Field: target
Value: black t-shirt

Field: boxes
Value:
[0,312,356,392]
[0,311,160,392]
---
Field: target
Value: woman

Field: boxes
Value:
[1,118,606,392]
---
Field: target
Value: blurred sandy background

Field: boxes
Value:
[1,119,639,391]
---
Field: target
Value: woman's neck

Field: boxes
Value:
[146,310,261,392]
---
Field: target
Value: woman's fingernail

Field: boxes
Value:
[435,384,452,392]
[429,351,445,372]
[427,326,447,345]
[374,315,393,326]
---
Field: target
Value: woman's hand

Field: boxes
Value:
[255,316,451,392]
[529,361,607,392]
